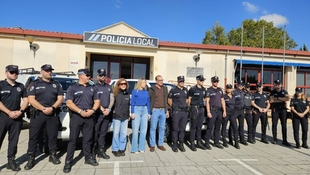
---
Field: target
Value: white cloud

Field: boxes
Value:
[242,2,259,13]
[115,0,122,8]
[259,13,289,27]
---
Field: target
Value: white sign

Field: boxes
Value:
[187,67,204,77]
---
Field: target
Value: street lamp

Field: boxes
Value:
[193,49,202,67]
[25,36,39,57]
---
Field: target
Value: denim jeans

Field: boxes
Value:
[149,108,166,147]
[112,119,128,151]
[131,106,148,152]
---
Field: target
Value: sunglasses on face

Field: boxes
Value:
[212,81,219,83]
[9,71,19,75]
[120,83,127,86]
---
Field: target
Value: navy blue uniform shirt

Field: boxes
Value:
[224,94,235,110]
[233,90,245,109]
[0,80,27,111]
[290,98,309,113]
[94,81,112,108]
[270,89,288,108]
[168,86,188,109]
[27,78,63,107]
[252,92,269,108]
[189,85,206,106]
[206,87,223,108]
[66,83,99,109]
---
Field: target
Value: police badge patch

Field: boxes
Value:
[30,86,34,91]
[17,87,21,92]
[52,84,57,88]
[184,90,187,94]
[91,88,93,92]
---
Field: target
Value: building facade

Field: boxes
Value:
[1,22,310,95]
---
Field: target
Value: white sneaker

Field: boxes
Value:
[139,151,145,154]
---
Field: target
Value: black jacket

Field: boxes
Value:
[113,90,130,120]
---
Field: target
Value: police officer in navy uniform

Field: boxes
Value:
[290,87,309,149]
[93,68,114,159]
[63,68,100,173]
[244,82,254,144]
[188,75,207,151]
[222,84,235,148]
[0,65,28,171]
[205,76,226,149]
[232,80,248,146]
[251,83,270,144]
[168,76,189,152]
[269,80,291,146]
[24,64,64,170]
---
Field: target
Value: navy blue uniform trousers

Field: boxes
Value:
[172,110,188,142]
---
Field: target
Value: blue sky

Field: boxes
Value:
[1,0,309,50]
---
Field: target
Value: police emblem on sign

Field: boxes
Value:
[30,86,34,91]
[52,84,57,88]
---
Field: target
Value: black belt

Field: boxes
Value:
[211,107,221,110]
[244,107,251,110]
[191,105,204,108]
[273,106,286,109]
[226,109,235,112]
[234,107,244,110]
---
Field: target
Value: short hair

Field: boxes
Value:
[155,75,162,81]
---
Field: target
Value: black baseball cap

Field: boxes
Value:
[5,65,19,72]
[256,83,262,87]
[97,68,106,76]
[177,76,185,82]
[237,80,244,86]
[274,80,281,85]
[41,64,54,71]
[295,87,303,93]
[211,76,219,82]
[77,68,91,76]
[245,82,250,88]
[226,84,233,89]
[196,75,205,81]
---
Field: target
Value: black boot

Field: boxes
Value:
[24,153,35,170]
[172,141,178,152]
[7,157,21,171]
[222,139,228,148]
[63,161,72,173]
[296,142,301,149]
[271,134,277,144]
[49,151,61,164]
[196,140,207,150]
[234,142,240,149]
[97,146,110,159]
[189,142,197,151]
[178,142,186,152]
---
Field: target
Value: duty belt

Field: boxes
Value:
[211,107,221,111]
[226,108,235,112]
[191,105,204,108]
[173,107,188,112]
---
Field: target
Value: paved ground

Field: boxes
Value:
[1,119,310,175]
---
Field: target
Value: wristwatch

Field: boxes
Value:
[20,110,24,113]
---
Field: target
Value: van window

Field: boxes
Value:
[53,77,78,92]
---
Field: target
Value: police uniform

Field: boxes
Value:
[251,83,269,144]
[25,64,63,170]
[232,81,248,145]
[0,65,28,171]
[205,76,225,149]
[222,84,238,148]
[188,75,207,151]
[270,80,290,146]
[168,76,188,152]
[290,88,309,149]
[243,83,253,143]
[93,69,114,159]
[63,68,100,173]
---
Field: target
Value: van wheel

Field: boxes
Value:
[164,118,172,143]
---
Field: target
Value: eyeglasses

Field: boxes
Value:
[120,83,127,86]
[9,71,19,75]
[157,79,163,82]
[178,81,184,83]
[212,81,219,83]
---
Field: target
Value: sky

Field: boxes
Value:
[1,0,309,50]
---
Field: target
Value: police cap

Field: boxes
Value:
[177,76,185,82]
[77,68,91,76]
[256,82,262,87]
[196,75,205,81]
[97,68,106,76]
[226,84,233,89]
[245,82,251,88]
[5,65,19,72]
[274,80,281,85]
[211,76,219,82]
[237,80,244,86]
[41,64,54,71]
[295,87,303,93]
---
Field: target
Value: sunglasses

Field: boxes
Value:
[9,71,19,75]
[212,81,219,83]
[120,83,127,86]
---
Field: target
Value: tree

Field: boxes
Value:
[202,21,228,45]
[202,19,298,50]
[299,44,308,51]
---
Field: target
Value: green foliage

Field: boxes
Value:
[202,19,298,50]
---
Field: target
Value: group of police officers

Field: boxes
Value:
[0,64,309,173]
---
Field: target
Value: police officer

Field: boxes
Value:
[232,80,248,146]
[63,68,100,173]
[251,83,270,144]
[168,76,189,152]
[93,68,114,159]
[269,80,291,146]
[290,87,309,149]
[24,64,63,170]
[0,65,28,171]
[188,75,207,151]
[205,76,226,149]
[222,84,236,148]
[244,82,254,144]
